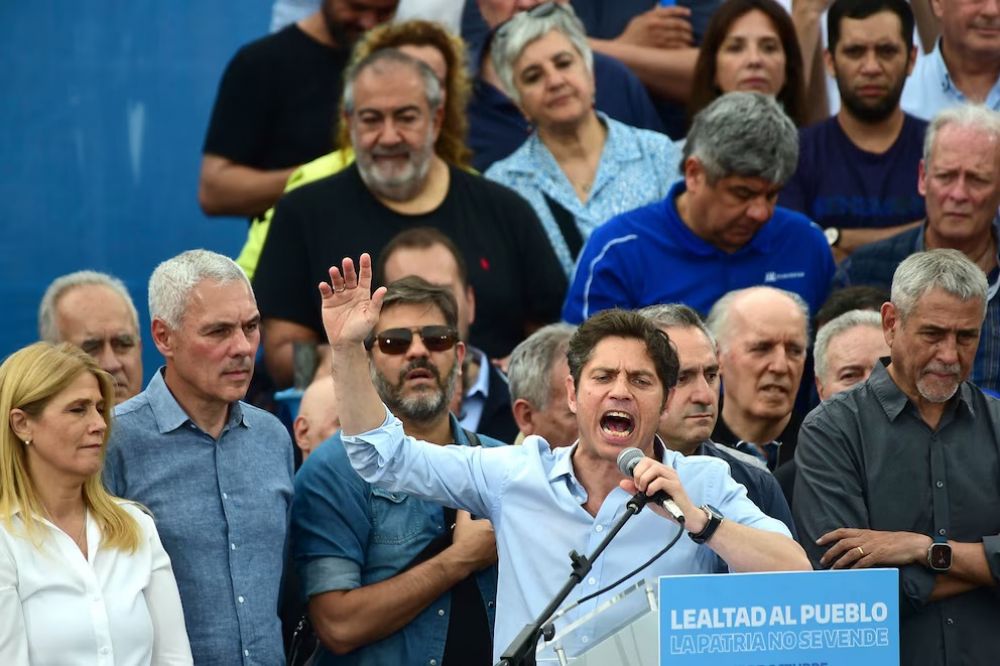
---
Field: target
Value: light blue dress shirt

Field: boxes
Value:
[344,408,791,662]
[485,113,682,276]
[901,40,1000,120]
[104,369,294,666]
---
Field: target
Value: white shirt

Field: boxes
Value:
[0,502,193,665]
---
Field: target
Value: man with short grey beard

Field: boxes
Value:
[795,249,1000,666]
[290,276,503,666]
[254,48,566,390]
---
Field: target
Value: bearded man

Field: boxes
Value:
[254,48,566,388]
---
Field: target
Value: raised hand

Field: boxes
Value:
[318,254,387,349]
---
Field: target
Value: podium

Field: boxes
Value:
[535,580,659,666]
[533,570,901,666]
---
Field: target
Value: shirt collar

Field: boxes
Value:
[869,358,976,422]
[928,39,955,94]
[917,217,1000,301]
[464,346,491,401]
[144,368,248,435]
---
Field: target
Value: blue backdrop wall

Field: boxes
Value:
[1,2,274,380]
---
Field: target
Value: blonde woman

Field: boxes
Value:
[0,342,192,665]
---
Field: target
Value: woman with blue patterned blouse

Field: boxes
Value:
[484,3,683,277]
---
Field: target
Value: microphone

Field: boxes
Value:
[617,447,686,523]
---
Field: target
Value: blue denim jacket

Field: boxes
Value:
[292,414,501,666]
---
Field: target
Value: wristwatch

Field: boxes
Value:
[927,535,952,573]
[824,227,841,248]
[688,505,724,544]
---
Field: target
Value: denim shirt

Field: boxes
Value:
[292,414,502,666]
[104,369,294,666]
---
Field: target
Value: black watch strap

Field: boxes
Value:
[688,504,724,544]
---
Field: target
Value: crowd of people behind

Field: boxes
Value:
[2,0,1000,664]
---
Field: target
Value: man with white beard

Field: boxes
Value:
[795,250,1000,666]
[254,48,566,389]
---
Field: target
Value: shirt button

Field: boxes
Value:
[939,528,947,536]
[588,577,596,585]
[581,636,589,644]
[231,543,237,550]
[222,492,228,500]
[238,595,245,603]
[437,609,445,616]
[430,660,438,666]
[936,480,944,488]
[488,601,495,608]
[595,525,604,533]
[947,618,954,625]
[244,649,250,657]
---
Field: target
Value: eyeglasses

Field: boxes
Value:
[364,326,459,355]
[494,2,570,44]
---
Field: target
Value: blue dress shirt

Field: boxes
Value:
[104,369,294,666]
[485,113,682,276]
[901,40,1000,120]
[292,414,502,666]
[343,408,791,662]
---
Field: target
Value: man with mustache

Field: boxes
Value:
[255,48,566,389]
[794,249,1000,666]
[901,0,1000,120]
[781,0,926,260]
[104,250,294,664]
[291,276,501,666]
[705,286,810,472]
[834,104,1000,392]
[199,0,398,219]
[642,303,796,536]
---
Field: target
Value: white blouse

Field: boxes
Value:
[0,502,193,665]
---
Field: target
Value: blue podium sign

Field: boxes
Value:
[659,569,898,665]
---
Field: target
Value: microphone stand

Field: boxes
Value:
[494,492,654,666]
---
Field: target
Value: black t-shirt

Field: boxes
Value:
[202,24,349,170]
[254,164,568,358]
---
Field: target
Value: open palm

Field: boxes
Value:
[318,254,387,348]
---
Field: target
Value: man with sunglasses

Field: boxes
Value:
[319,254,810,664]
[291,276,503,666]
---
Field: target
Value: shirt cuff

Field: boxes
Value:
[301,556,363,598]
[982,534,1000,584]
[899,563,936,615]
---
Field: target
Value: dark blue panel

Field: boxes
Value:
[0,1,273,380]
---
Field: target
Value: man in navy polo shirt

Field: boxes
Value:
[562,92,835,324]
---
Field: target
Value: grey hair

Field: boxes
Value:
[490,4,593,106]
[342,48,443,116]
[39,270,140,342]
[683,92,799,186]
[639,303,716,348]
[922,104,1000,165]
[148,250,252,329]
[706,286,811,352]
[813,309,882,380]
[507,322,577,408]
[891,249,988,320]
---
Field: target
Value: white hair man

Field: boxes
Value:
[39,270,143,403]
[507,322,578,448]
[835,104,1000,392]
[706,286,811,471]
[795,249,1000,665]
[104,249,294,664]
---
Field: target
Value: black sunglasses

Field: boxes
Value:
[364,326,459,355]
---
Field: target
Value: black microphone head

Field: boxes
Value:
[616,447,644,477]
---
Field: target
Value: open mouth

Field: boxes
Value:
[600,410,635,440]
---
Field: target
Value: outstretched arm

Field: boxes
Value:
[318,254,387,436]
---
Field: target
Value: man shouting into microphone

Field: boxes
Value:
[319,254,809,662]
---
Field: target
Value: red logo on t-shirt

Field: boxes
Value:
[479,257,490,271]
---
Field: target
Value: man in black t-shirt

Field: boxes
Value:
[198,0,397,219]
[255,48,567,388]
